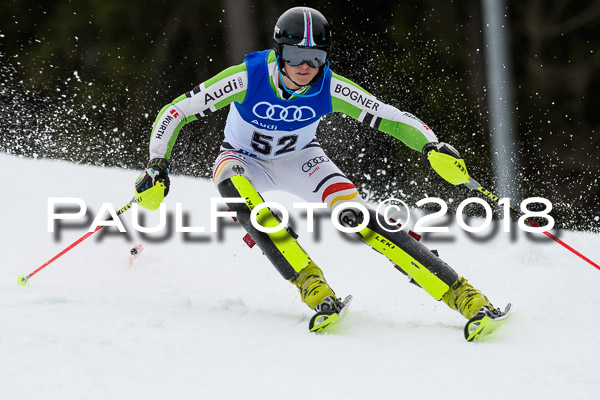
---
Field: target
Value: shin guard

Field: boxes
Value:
[217,175,312,281]
[346,209,459,300]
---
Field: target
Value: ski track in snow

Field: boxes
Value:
[1,153,599,400]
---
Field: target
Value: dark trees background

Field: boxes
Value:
[1,0,598,231]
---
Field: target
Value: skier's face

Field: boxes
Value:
[283,62,319,88]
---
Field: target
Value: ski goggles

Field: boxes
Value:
[281,45,328,68]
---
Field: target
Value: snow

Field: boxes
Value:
[1,153,599,400]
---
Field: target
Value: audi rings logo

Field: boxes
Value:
[252,101,317,122]
[302,156,329,172]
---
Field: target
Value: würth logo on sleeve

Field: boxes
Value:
[169,109,179,118]
[155,115,174,139]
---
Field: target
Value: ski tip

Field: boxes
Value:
[464,303,513,342]
[308,295,353,333]
[309,311,338,333]
[128,244,144,266]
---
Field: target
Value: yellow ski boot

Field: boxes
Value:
[293,262,338,311]
[442,277,493,320]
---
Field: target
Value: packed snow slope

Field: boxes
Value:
[1,153,599,400]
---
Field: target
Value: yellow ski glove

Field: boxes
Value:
[422,142,470,185]
[134,158,170,210]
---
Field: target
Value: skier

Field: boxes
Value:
[135,7,508,337]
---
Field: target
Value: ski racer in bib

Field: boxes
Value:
[135,7,508,337]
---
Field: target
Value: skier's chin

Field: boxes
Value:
[294,74,313,86]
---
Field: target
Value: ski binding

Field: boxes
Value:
[309,295,353,333]
[464,303,512,342]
